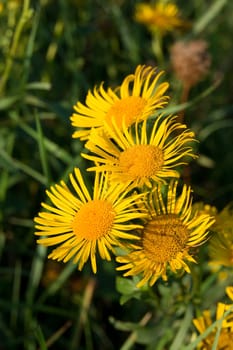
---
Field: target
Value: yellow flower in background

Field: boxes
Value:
[83,115,197,188]
[208,204,233,267]
[116,181,214,287]
[34,168,146,273]
[7,0,21,10]
[192,202,218,217]
[209,234,233,268]
[70,65,169,141]
[213,204,233,236]
[135,1,189,35]
[193,286,233,349]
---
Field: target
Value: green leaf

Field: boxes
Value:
[0,96,20,110]
[193,0,228,34]
[198,119,233,141]
[26,81,51,91]
[109,317,141,332]
[116,276,140,295]
[116,276,146,305]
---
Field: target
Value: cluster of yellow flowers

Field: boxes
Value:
[34,64,215,287]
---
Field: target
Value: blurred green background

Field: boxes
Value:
[0,0,233,349]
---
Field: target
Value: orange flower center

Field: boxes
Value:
[72,200,115,240]
[142,214,188,263]
[119,144,164,180]
[203,329,233,349]
[105,96,146,129]
[216,329,233,349]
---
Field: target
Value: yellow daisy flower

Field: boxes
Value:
[83,115,197,188]
[34,168,147,273]
[116,181,215,287]
[208,204,233,267]
[135,1,189,35]
[70,65,169,141]
[193,287,233,349]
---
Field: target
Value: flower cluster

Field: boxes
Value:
[34,65,215,287]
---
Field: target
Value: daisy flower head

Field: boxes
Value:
[135,1,190,36]
[193,286,233,349]
[83,114,197,189]
[116,181,215,287]
[70,65,169,141]
[34,168,147,273]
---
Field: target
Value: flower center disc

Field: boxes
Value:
[218,330,233,348]
[105,96,146,129]
[142,214,188,262]
[72,200,115,240]
[119,145,164,179]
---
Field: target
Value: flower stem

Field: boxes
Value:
[151,33,164,66]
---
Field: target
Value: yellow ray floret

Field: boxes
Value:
[83,115,197,188]
[70,65,169,140]
[116,181,215,287]
[34,168,147,273]
[135,1,190,35]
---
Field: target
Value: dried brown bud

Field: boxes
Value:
[170,40,211,88]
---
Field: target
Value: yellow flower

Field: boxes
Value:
[193,287,233,349]
[7,0,21,10]
[192,202,218,217]
[116,181,215,287]
[208,204,233,267]
[34,168,146,273]
[213,204,233,236]
[83,115,197,188]
[135,1,189,35]
[70,65,169,141]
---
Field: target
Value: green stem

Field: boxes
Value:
[120,312,152,350]
[35,111,51,186]
[151,32,164,67]
[70,278,96,350]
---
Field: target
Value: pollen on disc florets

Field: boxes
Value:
[72,200,115,240]
[105,96,147,129]
[119,144,164,179]
[142,214,189,263]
